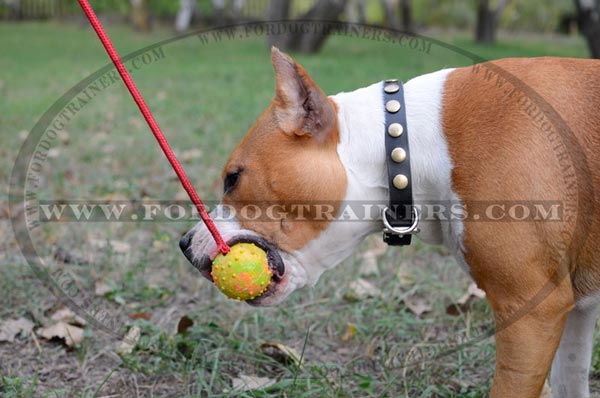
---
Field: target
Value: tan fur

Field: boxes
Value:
[221,49,347,252]
[443,57,600,398]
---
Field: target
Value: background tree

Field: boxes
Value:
[175,0,200,32]
[574,0,600,58]
[130,0,150,32]
[475,0,507,43]
[400,0,413,33]
[381,0,400,30]
[345,0,366,24]
[267,0,347,53]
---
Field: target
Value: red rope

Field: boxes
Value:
[78,0,230,254]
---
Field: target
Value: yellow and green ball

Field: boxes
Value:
[211,243,272,301]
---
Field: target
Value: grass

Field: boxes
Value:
[0,21,594,397]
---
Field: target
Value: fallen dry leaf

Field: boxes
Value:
[47,148,61,158]
[0,318,34,343]
[152,240,169,252]
[57,130,70,145]
[260,342,303,367]
[181,148,203,162]
[341,323,356,342]
[404,298,432,317]
[396,262,416,286]
[457,282,486,304]
[230,374,276,392]
[176,315,194,334]
[361,235,388,257]
[37,321,84,348]
[116,325,141,355]
[130,312,151,321]
[358,253,379,277]
[90,239,131,254]
[343,278,382,301]
[50,306,86,327]
[94,280,114,296]
[447,283,486,316]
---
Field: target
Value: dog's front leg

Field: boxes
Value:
[484,271,574,398]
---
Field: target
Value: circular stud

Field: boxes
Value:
[384,83,400,94]
[391,147,406,163]
[385,79,399,83]
[386,100,401,113]
[387,123,404,137]
[393,174,409,190]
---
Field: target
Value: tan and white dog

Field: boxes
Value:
[180,48,600,398]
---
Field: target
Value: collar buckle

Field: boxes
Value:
[382,206,420,237]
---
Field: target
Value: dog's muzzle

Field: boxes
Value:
[179,231,286,302]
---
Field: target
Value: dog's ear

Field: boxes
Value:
[270,47,336,141]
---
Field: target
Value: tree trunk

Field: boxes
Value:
[345,0,366,24]
[267,0,292,48]
[269,0,347,54]
[400,0,413,33]
[175,0,200,33]
[130,0,151,32]
[380,0,400,30]
[475,0,506,44]
[574,0,600,58]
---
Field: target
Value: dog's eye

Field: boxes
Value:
[223,170,241,195]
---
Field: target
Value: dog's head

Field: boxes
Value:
[180,48,382,305]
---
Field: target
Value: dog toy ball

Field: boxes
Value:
[211,243,272,301]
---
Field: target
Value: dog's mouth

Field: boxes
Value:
[181,235,286,303]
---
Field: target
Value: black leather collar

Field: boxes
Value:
[382,79,419,245]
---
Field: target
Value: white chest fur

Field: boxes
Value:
[331,69,468,264]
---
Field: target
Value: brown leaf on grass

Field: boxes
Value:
[47,148,61,158]
[230,375,276,392]
[458,283,486,304]
[358,253,379,277]
[89,239,131,254]
[404,298,432,317]
[152,240,170,252]
[343,278,382,301]
[260,342,303,367]
[341,323,356,342]
[446,282,486,316]
[116,325,141,355]
[396,262,416,286]
[358,238,389,276]
[57,130,70,145]
[176,315,194,334]
[361,235,389,257]
[37,321,84,348]
[130,312,151,320]
[181,148,204,162]
[94,280,114,296]
[50,306,86,327]
[0,318,34,343]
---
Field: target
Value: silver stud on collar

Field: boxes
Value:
[387,123,403,137]
[385,79,399,83]
[386,100,401,113]
[391,147,406,163]
[393,174,409,189]
[384,83,400,94]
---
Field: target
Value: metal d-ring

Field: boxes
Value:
[382,206,420,236]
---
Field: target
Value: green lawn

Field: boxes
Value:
[0,21,594,397]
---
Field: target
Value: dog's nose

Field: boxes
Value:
[179,230,194,253]
[179,230,213,280]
